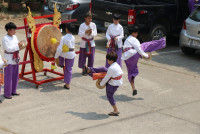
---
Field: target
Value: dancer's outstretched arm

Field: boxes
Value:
[131,39,149,58]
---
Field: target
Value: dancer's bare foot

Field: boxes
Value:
[81,66,88,76]
[108,111,120,116]
[132,89,137,96]
[131,77,137,96]
[84,65,91,74]
[12,93,20,96]
[64,84,70,90]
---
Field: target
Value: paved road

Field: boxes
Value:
[0,19,200,134]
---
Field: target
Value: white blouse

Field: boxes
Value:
[122,35,149,60]
[100,62,123,87]
[54,34,76,59]
[2,35,19,65]
[78,22,97,48]
[106,23,124,48]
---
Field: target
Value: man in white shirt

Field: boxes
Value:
[0,55,7,103]
[122,26,166,96]
[2,22,23,99]
[105,14,124,68]
[86,52,123,116]
[78,12,97,75]
[54,23,76,89]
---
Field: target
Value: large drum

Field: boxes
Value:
[34,24,62,62]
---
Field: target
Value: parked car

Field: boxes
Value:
[42,0,91,26]
[91,0,189,42]
[179,5,200,55]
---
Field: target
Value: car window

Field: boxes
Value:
[190,6,200,22]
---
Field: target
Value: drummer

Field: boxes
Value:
[2,22,23,99]
[85,52,123,116]
[78,12,97,76]
[54,23,76,89]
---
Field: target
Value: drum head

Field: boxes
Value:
[34,24,62,61]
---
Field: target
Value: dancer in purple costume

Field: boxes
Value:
[105,14,124,68]
[188,0,200,13]
[2,22,24,99]
[122,26,166,96]
[78,12,97,75]
[85,52,123,116]
[54,23,76,89]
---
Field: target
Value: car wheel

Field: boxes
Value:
[181,46,196,55]
[150,25,166,41]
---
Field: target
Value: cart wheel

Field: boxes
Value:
[44,72,47,76]
[36,85,39,89]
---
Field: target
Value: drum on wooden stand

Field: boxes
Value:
[34,24,62,62]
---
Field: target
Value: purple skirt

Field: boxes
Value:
[105,48,122,68]
[188,0,200,12]
[124,38,166,83]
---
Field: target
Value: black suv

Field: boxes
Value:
[91,0,189,41]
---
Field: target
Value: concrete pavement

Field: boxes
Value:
[0,19,200,134]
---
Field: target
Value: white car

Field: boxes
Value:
[179,5,200,55]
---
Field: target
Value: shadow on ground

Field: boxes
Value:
[143,36,200,75]
[152,51,200,74]
[72,72,82,78]
[18,76,65,92]
[100,94,144,102]
[66,111,109,120]
[17,71,83,91]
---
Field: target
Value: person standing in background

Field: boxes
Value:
[2,22,24,99]
[105,14,124,68]
[188,0,200,12]
[78,12,97,76]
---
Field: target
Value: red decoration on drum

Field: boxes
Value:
[17,12,77,88]
[34,24,62,62]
